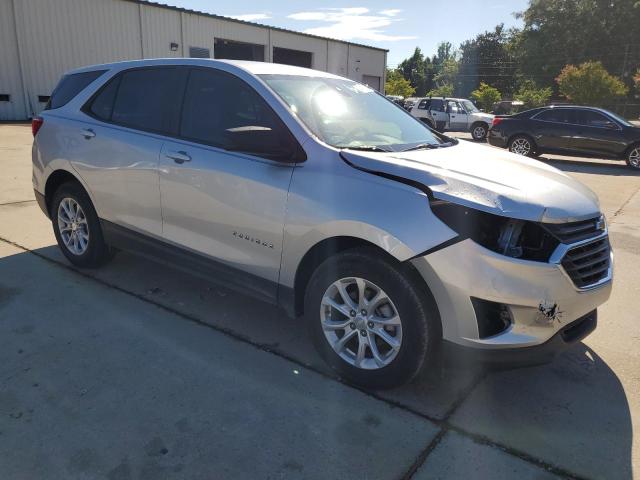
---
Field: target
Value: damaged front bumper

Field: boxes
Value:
[410,235,612,365]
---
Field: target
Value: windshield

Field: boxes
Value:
[604,109,633,127]
[260,74,447,151]
[461,100,479,113]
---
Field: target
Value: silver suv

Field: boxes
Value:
[32,59,612,389]
[410,97,495,140]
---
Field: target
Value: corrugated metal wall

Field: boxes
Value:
[0,0,386,120]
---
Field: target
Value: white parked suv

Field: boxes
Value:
[32,59,612,389]
[411,97,495,140]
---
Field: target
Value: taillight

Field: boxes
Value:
[32,116,44,137]
[491,117,504,128]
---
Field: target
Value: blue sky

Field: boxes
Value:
[162,0,529,67]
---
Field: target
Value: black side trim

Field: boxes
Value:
[101,220,281,307]
[34,189,49,218]
[408,235,464,260]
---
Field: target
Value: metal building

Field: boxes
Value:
[0,0,388,120]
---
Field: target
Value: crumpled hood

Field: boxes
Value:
[342,141,600,223]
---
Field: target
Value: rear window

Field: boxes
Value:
[47,70,106,110]
[108,67,188,134]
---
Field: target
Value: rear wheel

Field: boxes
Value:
[51,182,114,268]
[509,135,536,157]
[471,122,488,141]
[304,248,440,389]
[626,145,640,169]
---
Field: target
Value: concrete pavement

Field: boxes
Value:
[1,125,639,479]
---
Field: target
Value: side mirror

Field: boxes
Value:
[479,108,485,113]
[604,121,618,130]
[224,126,304,163]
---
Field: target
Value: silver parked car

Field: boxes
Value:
[410,96,495,140]
[32,59,612,389]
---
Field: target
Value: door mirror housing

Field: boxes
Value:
[603,121,618,130]
[224,126,306,163]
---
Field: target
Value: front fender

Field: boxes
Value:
[279,151,457,288]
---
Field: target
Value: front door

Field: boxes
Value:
[572,109,627,157]
[159,68,298,296]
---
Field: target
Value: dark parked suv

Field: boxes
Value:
[488,106,640,169]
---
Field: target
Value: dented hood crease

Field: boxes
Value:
[342,141,600,223]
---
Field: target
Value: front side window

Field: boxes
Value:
[261,74,447,151]
[576,110,617,128]
[110,68,187,134]
[180,69,298,160]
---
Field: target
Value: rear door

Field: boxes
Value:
[158,67,298,293]
[76,67,187,235]
[428,99,448,130]
[572,109,627,157]
[530,108,576,152]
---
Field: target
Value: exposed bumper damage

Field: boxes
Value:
[410,237,612,359]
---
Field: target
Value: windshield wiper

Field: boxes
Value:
[400,142,453,152]
[342,145,393,152]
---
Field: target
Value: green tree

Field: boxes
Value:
[470,82,502,111]
[398,47,430,96]
[516,0,640,89]
[634,69,640,92]
[427,84,454,97]
[457,24,518,97]
[514,80,552,108]
[556,61,628,106]
[385,70,416,97]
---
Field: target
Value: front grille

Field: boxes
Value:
[544,216,603,243]
[561,237,611,288]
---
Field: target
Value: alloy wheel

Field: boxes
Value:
[510,137,531,156]
[57,197,90,255]
[320,277,402,370]
[473,126,487,140]
[629,147,640,169]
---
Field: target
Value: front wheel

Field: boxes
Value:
[471,123,488,141]
[304,248,440,389]
[509,135,536,157]
[626,145,640,169]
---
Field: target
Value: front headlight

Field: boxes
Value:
[430,201,559,261]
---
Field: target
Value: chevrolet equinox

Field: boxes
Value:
[32,59,613,389]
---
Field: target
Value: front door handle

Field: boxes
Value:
[81,128,95,139]
[165,151,191,164]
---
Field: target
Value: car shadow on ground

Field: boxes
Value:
[537,156,640,177]
[4,245,634,478]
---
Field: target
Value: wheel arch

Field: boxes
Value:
[289,236,440,323]
[44,169,89,217]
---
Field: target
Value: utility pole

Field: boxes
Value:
[621,44,630,118]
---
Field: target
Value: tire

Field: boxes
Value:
[420,118,435,129]
[508,134,536,157]
[470,122,488,141]
[626,144,640,169]
[304,248,440,389]
[51,181,114,268]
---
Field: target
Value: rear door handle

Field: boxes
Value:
[81,128,95,139]
[165,150,191,164]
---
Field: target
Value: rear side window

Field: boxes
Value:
[88,75,121,121]
[48,70,106,110]
[109,68,188,134]
[180,68,295,159]
[418,99,429,109]
[535,108,575,123]
[430,99,444,112]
